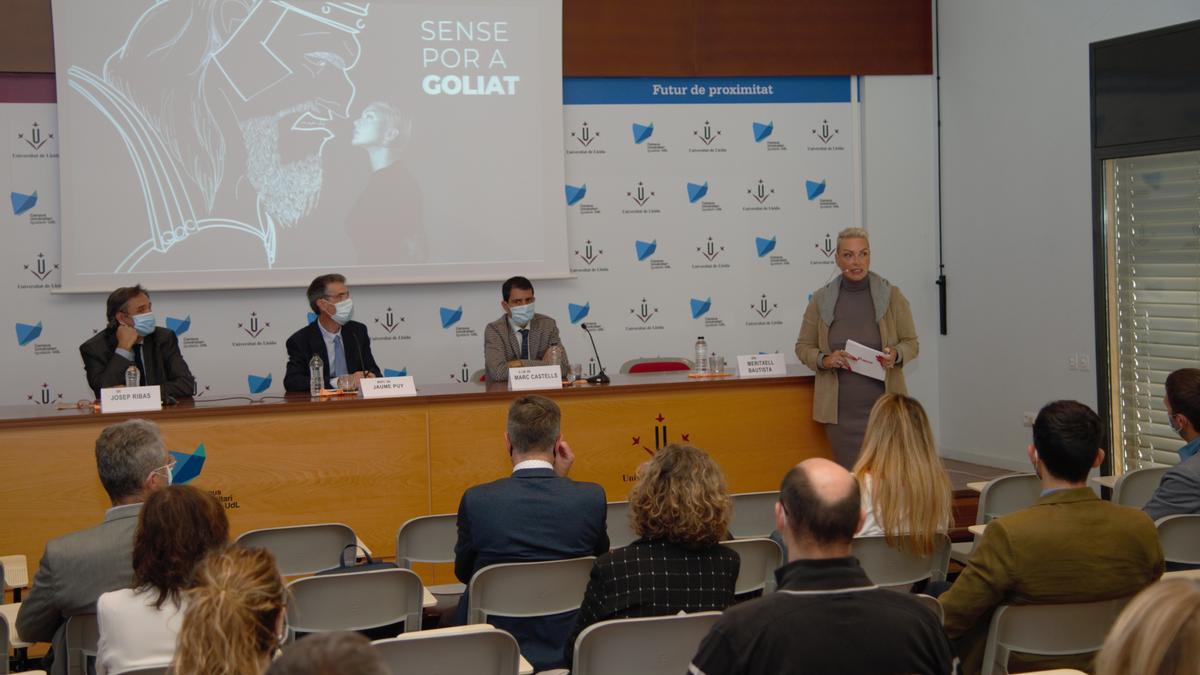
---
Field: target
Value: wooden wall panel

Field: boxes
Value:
[3,0,931,76]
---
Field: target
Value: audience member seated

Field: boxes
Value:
[689,458,955,675]
[853,393,953,557]
[1144,368,1200,521]
[171,547,286,675]
[96,485,229,674]
[453,394,608,671]
[565,444,739,663]
[17,419,174,675]
[939,400,1165,675]
[265,631,388,675]
[1095,577,1200,675]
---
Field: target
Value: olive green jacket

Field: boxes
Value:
[939,488,1164,675]
[794,272,918,424]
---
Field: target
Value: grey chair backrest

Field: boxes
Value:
[466,557,595,625]
[395,514,458,567]
[721,538,784,595]
[980,597,1130,675]
[605,502,637,550]
[0,611,9,675]
[571,612,722,675]
[1156,514,1200,566]
[117,667,169,675]
[1113,466,1170,509]
[977,474,1041,524]
[913,594,943,624]
[64,613,99,675]
[852,534,951,590]
[235,523,356,576]
[372,627,521,675]
[286,568,424,637]
[728,491,780,539]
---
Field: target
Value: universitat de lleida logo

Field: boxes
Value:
[14,121,58,158]
[808,119,845,151]
[233,312,276,347]
[27,383,64,406]
[567,121,604,155]
[622,182,660,215]
[572,240,607,273]
[623,413,692,481]
[18,252,61,290]
[743,179,780,213]
[627,298,664,332]
[694,237,729,270]
[373,307,411,342]
[747,293,783,327]
[690,121,724,153]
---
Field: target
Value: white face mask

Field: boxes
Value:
[510,303,535,327]
[329,298,354,325]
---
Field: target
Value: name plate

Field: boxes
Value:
[737,353,786,378]
[100,385,162,413]
[359,376,417,399]
[509,365,564,391]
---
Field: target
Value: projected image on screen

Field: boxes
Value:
[52,0,566,290]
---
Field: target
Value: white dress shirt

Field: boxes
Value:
[96,587,186,675]
[316,320,344,387]
[512,459,554,473]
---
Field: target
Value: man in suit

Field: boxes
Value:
[689,458,954,675]
[283,273,381,392]
[453,395,608,670]
[1144,368,1200,520]
[17,419,173,675]
[483,276,568,382]
[79,285,196,400]
[940,400,1164,675]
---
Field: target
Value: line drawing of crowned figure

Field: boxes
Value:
[66,1,368,272]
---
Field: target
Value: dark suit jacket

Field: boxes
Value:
[1144,454,1200,521]
[565,538,740,663]
[454,467,608,670]
[283,320,381,392]
[79,327,195,400]
[17,504,141,675]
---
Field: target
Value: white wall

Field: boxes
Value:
[937,0,1200,470]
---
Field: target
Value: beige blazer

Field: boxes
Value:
[794,272,918,424]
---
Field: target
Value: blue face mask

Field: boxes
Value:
[510,303,535,327]
[132,312,156,336]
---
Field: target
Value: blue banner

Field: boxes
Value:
[563,76,852,105]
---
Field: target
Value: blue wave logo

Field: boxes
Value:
[631,122,654,144]
[15,321,42,346]
[383,368,408,377]
[806,180,827,201]
[635,240,657,261]
[687,182,709,204]
[307,312,318,324]
[10,191,37,215]
[690,297,712,319]
[440,306,463,329]
[756,236,777,257]
[565,184,587,206]
[165,315,191,336]
[752,121,774,143]
[169,443,206,484]
[247,373,272,394]
[568,302,590,324]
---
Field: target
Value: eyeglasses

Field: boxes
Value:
[324,292,351,302]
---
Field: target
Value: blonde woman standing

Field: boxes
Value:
[796,227,918,468]
[852,394,952,557]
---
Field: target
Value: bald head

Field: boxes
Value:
[778,458,861,546]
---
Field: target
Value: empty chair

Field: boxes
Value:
[286,568,424,639]
[720,538,783,596]
[852,534,951,590]
[395,514,465,605]
[620,357,692,374]
[235,523,356,576]
[1156,514,1200,566]
[372,625,522,675]
[979,598,1130,675]
[569,612,720,675]
[728,491,780,539]
[951,474,1041,564]
[604,502,637,549]
[1112,466,1169,509]
[64,614,99,675]
[0,556,29,603]
[466,557,595,626]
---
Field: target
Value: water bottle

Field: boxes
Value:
[309,355,324,396]
[124,365,140,388]
[694,336,708,374]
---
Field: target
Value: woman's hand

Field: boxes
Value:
[876,347,898,369]
[822,350,857,370]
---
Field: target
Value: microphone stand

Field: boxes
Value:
[581,322,611,384]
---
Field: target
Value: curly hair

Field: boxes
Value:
[172,547,285,675]
[132,485,229,609]
[628,444,731,549]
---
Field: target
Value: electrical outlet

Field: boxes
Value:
[1077,355,1090,371]
[1023,411,1036,427]
[1068,354,1078,371]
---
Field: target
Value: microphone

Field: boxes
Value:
[580,322,611,384]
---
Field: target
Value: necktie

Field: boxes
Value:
[332,334,348,377]
[132,343,147,386]
[519,329,530,360]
